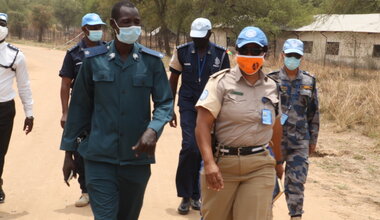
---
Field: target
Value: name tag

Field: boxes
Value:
[280,113,288,125]
[184,63,191,66]
[262,109,272,125]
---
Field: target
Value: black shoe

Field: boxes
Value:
[190,199,201,210]
[177,198,190,215]
[0,189,5,203]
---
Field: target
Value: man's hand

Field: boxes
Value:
[309,144,317,155]
[63,151,77,186]
[275,164,284,179]
[204,161,224,191]
[60,113,67,129]
[169,112,177,128]
[132,128,157,157]
[23,116,34,135]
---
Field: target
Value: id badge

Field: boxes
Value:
[262,109,273,125]
[280,113,288,125]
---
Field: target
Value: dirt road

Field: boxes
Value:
[0,44,377,219]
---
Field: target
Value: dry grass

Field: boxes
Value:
[264,57,380,141]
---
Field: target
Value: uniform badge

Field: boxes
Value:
[133,53,139,61]
[108,53,115,60]
[301,85,313,90]
[199,89,209,101]
[280,86,288,92]
[213,57,220,68]
[84,50,90,56]
[280,113,288,125]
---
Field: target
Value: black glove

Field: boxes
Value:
[62,151,77,186]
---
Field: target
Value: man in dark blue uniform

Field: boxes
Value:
[59,13,105,207]
[169,17,230,215]
[60,1,173,220]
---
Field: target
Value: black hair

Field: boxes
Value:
[111,1,136,20]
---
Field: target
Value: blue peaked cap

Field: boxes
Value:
[0,13,8,22]
[283,38,304,55]
[236,26,268,48]
[81,13,105,27]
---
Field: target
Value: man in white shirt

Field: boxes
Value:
[0,12,34,203]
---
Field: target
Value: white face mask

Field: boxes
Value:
[113,20,141,44]
[0,26,8,41]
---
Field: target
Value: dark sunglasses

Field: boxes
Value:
[285,53,302,59]
[238,47,263,56]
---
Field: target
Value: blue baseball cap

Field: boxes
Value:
[81,13,105,27]
[0,13,8,22]
[236,26,268,48]
[283,39,304,55]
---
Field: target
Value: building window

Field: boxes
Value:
[373,45,380,57]
[326,42,339,55]
[303,41,313,53]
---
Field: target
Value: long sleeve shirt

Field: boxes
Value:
[60,41,173,165]
[0,42,33,117]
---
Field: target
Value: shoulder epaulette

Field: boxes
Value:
[176,42,192,50]
[267,71,280,82]
[84,45,108,58]
[7,43,19,52]
[210,68,229,79]
[67,44,79,53]
[302,70,315,79]
[214,44,227,51]
[140,46,164,59]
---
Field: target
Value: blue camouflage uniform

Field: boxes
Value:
[59,39,105,194]
[268,68,319,217]
[169,42,230,201]
[60,41,173,220]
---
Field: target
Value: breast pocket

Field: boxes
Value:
[132,75,153,87]
[93,70,114,82]
[300,89,312,106]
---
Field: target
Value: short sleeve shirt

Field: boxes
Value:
[196,65,281,147]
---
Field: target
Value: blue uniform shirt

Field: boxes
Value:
[59,39,105,88]
[169,42,230,111]
[60,41,173,165]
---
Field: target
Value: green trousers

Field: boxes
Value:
[84,160,151,220]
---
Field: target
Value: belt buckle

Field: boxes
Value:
[237,147,242,156]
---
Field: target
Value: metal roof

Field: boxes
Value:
[295,14,380,33]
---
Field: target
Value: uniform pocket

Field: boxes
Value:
[93,70,114,82]
[133,75,153,87]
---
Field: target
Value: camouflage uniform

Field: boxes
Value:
[268,68,319,217]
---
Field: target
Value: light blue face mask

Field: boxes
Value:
[87,30,103,42]
[113,21,141,44]
[284,56,301,70]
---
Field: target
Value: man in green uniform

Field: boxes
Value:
[60,1,173,220]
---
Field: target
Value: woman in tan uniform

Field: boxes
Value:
[195,26,284,220]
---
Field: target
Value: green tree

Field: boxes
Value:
[7,10,27,39]
[319,0,380,14]
[54,0,82,30]
[31,4,54,42]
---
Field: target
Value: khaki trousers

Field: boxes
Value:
[201,150,275,220]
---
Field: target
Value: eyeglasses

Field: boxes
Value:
[238,47,263,56]
[285,53,302,59]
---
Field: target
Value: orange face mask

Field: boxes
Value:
[236,55,264,75]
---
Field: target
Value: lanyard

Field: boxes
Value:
[197,53,207,83]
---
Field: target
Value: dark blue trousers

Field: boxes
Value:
[176,109,201,200]
[84,160,151,220]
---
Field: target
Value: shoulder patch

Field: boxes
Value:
[140,46,164,59]
[84,45,108,58]
[7,43,19,52]
[67,44,79,53]
[176,42,192,50]
[210,68,229,79]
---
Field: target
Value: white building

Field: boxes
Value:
[277,14,380,69]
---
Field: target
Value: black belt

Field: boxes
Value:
[0,100,14,106]
[218,144,266,156]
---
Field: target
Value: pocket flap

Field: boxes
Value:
[93,71,114,82]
